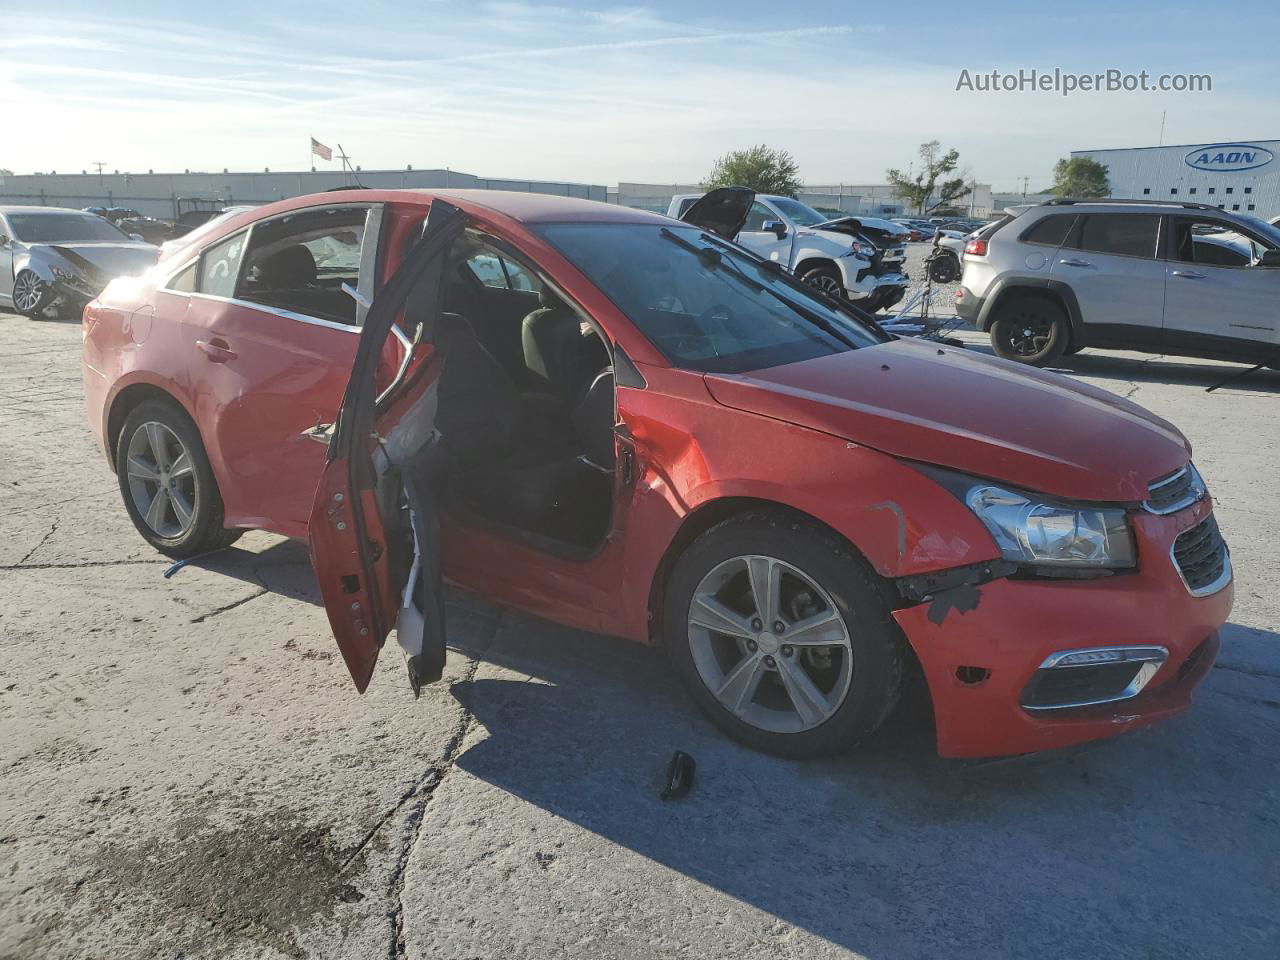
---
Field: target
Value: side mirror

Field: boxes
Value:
[1258,249,1280,268]
[0,235,9,248]
[762,219,788,240]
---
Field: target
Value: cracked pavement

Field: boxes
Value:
[1,310,1278,959]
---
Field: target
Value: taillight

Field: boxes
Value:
[965,238,988,256]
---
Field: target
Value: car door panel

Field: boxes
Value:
[1161,216,1280,349]
[183,295,359,535]
[1051,213,1165,344]
[309,200,466,691]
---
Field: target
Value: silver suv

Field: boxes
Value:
[954,199,1280,367]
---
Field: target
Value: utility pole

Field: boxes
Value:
[335,144,364,187]
[92,161,107,185]
[1158,110,1167,146]
[1022,176,1029,201]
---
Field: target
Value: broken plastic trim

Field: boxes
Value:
[894,559,1018,605]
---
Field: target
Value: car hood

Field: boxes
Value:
[33,242,158,281]
[702,337,1190,502]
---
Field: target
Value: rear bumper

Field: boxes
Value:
[953,286,983,326]
[892,500,1232,758]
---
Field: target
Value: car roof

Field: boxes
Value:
[373,188,672,225]
[0,205,90,215]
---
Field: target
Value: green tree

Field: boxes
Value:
[886,141,972,214]
[1050,157,1110,198]
[703,145,802,197]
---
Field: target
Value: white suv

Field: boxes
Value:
[955,199,1280,366]
[668,193,909,312]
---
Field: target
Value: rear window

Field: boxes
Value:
[1020,214,1076,247]
[1073,214,1160,259]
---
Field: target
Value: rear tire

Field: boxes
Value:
[115,399,242,558]
[664,512,905,759]
[800,264,846,301]
[989,295,1070,367]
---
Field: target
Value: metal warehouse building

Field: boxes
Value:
[1072,140,1280,219]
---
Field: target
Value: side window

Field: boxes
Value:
[462,248,540,293]
[1021,214,1075,247]
[198,232,247,298]
[466,252,538,292]
[1072,214,1159,259]
[1173,218,1265,267]
[166,262,197,293]
[234,206,371,325]
[741,202,778,233]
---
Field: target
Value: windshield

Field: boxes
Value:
[7,213,130,244]
[538,223,885,374]
[768,198,829,227]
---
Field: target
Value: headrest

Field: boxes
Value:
[538,287,564,310]
[257,245,316,288]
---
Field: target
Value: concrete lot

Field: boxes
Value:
[1,304,1278,960]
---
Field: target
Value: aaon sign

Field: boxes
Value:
[1184,143,1275,173]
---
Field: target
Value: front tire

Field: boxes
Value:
[800,264,846,301]
[115,399,242,558]
[664,512,905,759]
[12,270,55,319]
[989,295,1070,367]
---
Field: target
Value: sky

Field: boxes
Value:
[1,0,1275,193]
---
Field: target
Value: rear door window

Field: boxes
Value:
[198,232,247,299]
[234,206,375,325]
[1072,214,1160,259]
[1020,214,1076,247]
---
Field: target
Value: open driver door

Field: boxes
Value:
[308,200,467,694]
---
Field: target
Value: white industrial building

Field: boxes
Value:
[1072,140,1280,219]
[0,168,607,219]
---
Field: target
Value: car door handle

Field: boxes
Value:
[196,338,237,362]
[1058,258,1094,268]
[1171,270,1206,280]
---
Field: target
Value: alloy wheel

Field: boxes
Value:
[124,421,198,539]
[687,555,854,734]
[804,273,844,298]
[13,272,44,313]
[1004,309,1055,357]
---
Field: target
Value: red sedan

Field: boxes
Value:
[81,188,1231,759]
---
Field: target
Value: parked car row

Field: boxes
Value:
[76,186,1232,762]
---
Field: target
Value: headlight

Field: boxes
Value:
[846,240,875,259]
[965,484,1135,569]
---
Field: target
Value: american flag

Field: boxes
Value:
[310,138,333,161]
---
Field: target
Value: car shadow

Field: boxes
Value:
[439,610,1280,958]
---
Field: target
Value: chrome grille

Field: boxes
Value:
[1144,465,1205,514]
[1172,514,1230,596]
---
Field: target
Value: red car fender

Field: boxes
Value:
[610,364,1001,645]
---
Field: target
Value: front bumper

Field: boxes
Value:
[892,498,1232,758]
[845,269,908,301]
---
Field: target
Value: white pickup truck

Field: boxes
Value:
[668,192,910,312]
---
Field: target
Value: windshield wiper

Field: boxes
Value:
[659,228,861,350]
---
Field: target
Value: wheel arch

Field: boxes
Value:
[104,380,198,474]
[646,496,891,645]
[644,494,930,721]
[977,277,1084,342]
